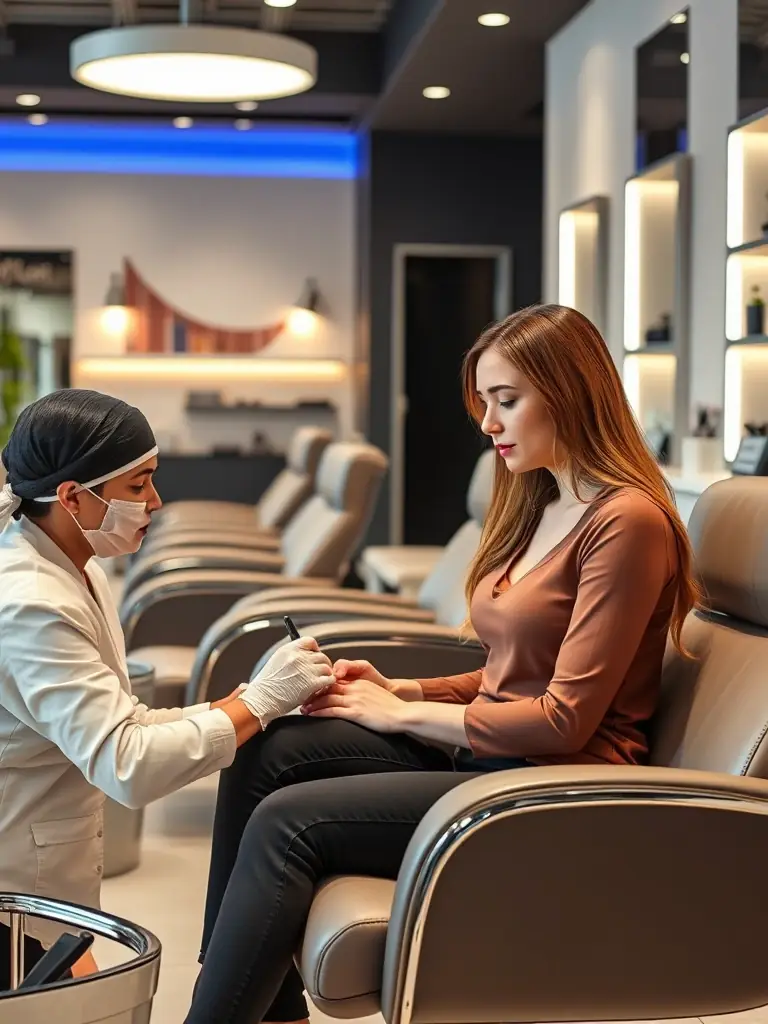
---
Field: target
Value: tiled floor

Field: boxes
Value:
[99,772,367,1023]
[97,771,768,1024]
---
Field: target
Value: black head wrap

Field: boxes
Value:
[2,389,156,502]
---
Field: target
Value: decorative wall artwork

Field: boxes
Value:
[123,259,284,354]
[0,251,72,444]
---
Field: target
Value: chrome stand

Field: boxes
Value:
[8,912,24,990]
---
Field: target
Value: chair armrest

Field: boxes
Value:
[185,602,436,704]
[124,547,286,596]
[239,595,432,622]
[380,765,768,1024]
[253,619,484,680]
[143,529,281,554]
[120,569,336,650]
[229,587,420,617]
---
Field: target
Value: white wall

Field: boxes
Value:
[0,171,356,451]
[545,0,738,415]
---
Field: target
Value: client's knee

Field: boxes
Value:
[239,782,318,861]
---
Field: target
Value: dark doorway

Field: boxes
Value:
[402,254,502,546]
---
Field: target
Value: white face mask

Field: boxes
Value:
[72,489,150,558]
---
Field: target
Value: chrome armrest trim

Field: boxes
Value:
[314,628,483,651]
[190,615,285,704]
[120,578,260,648]
[127,552,283,593]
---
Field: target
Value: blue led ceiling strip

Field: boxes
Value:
[0,121,359,179]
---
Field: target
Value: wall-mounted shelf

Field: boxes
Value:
[724,106,768,463]
[728,238,768,256]
[726,335,768,347]
[557,194,609,333]
[185,401,336,415]
[622,152,691,465]
[628,343,675,356]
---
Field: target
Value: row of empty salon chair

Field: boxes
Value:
[16,476,768,1024]
[122,445,493,706]
[146,425,332,549]
[178,448,494,705]
[120,432,390,705]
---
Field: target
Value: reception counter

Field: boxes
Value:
[154,452,285,505]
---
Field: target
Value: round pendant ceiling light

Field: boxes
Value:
[70,25,317,103]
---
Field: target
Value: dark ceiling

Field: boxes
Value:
[369,0,591,136]
[0,0,590,133]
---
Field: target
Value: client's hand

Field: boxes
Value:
[333,659,424,701]
[333,659,393,690]
[239,638,333,728]
[301,679,408,734]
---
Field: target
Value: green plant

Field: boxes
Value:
[750,284,765,308]
[0,308,26,449]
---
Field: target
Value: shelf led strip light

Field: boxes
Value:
[76,356,346,382]
[558,208,599,309]
[727,129,746,250]
[727,127,768,248]
[725,254,746,342]
[623,178,679,352]
[724,346,743,463]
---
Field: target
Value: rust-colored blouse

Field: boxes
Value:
[417,489,679,765]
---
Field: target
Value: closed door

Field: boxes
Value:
[401,254,503,546]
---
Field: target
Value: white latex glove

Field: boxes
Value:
[238,638,334,728]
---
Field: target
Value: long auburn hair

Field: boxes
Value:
[462,303,700,655]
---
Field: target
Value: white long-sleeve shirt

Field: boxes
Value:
[0,518,236,944]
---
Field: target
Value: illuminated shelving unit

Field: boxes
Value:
[558,195,609,333]
[623,153,691,466]
[724,107,768,462]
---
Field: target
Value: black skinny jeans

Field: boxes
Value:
[185,715,528,1024]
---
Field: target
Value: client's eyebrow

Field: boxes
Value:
[477,384,519,396]
[131,467,155,481]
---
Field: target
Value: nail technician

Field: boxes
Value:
[0,389,332,986]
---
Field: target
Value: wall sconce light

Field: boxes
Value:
[100,271,132,338]
[287,277,322,338]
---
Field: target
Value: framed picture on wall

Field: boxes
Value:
[0,250,73,438]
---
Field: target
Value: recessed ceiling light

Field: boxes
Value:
[264,0,297,5]
[235,100,259,112]
[478,12,510,27]
[423,86,450,100]
[16,94,41,107]
[70,25,316,103]
[27,113,48,126]
[173,116,193,128]
[234,118,253,130]
[680,51,690,64]
[670,11,687,24]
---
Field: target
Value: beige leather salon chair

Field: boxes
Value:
[123,442,387,597]
[120,442,388,704]
[357,448,493,598]
[145,426,332,548]
[180,449,494,705]
[291,476,768,1024]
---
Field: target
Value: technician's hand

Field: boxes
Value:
[302,679,409,734]
[238,638,333,728]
